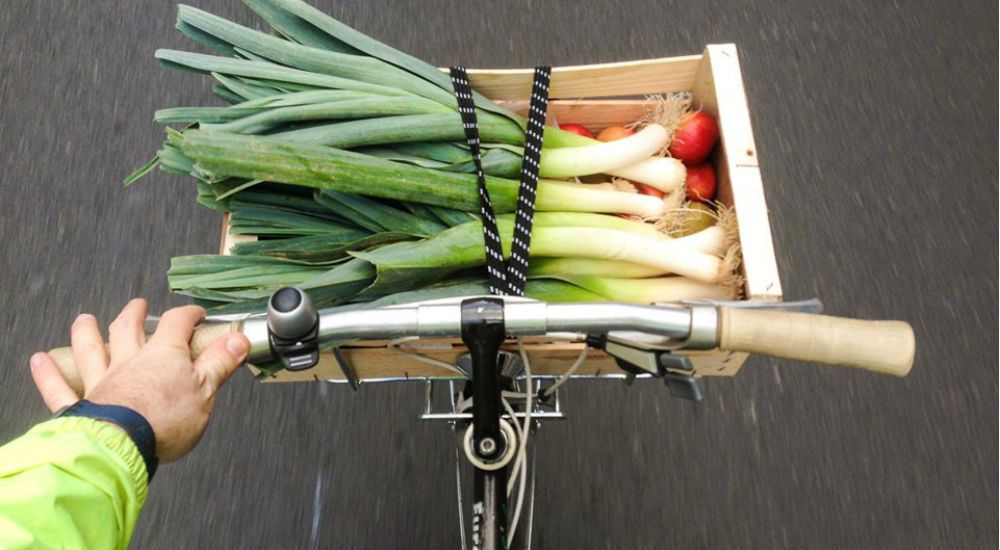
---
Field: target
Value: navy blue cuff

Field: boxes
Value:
[56,399,159,482]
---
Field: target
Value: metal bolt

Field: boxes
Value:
[478,437,497,456]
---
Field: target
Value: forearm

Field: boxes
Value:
[5,300,249,549]
[0,417,148,550]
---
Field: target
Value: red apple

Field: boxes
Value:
[685,163,717,202]
[669,112,719,164]
[558,123,594,139]
[634,182,665,198]
[596,125,635,142]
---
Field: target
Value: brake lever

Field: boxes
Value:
[585,334,704,402]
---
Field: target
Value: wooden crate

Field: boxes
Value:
[220,44,782,382]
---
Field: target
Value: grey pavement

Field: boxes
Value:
[0,1,996,548]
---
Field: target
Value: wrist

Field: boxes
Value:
[55,399,159,482]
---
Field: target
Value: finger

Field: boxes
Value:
[149,305,205,348]
[193,333,250,393]
[71,314,109,393]
[30,352,79,412]
[109,298,148,364]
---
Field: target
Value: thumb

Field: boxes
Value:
[30,352,80,413]
[194,333,250,393]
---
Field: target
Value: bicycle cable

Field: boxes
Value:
[387,336,469,378]
[542,345,589,398]
[502,397,525,497]
[507,339,534,542]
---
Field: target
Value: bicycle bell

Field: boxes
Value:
[266,286,320,371]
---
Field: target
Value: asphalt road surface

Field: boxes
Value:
[1,1,996,548]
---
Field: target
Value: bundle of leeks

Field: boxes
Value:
[133,0,741,316]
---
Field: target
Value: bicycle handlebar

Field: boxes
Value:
[46,300,915,396]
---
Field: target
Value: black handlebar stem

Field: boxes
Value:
[460,297,509,550]
[461,297,507,459]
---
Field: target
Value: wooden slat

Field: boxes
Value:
[218,213,257,255]
[253,343,749,383]
[495,99,649,132]
[458,56,703,100]
[218,213,231,255]
[691,49,719,116]
[727,166,782,300]
[694,45,758,168]
[693,44,782,302]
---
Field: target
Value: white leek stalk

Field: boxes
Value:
[556,274,736,303]
[539,124,669,178]
[531,227,730,283]
[608,156,687,193]
[536,181,666,218]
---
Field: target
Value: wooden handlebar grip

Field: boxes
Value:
[718,308,915,377]
[47,321,242,397]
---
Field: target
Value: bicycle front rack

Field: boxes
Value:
[420,351,566,423]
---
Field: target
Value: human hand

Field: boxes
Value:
[28,299,250,463]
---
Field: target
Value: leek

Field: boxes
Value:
[176,5,458,107]
[528,258,667,279]
[139,4,683,188]
[199,97,453,133]
[178,130,667,218]
[539,274,736,303]
[356,216,732,287]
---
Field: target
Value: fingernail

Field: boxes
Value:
[226,335,248,358]
[30,353,43,368]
